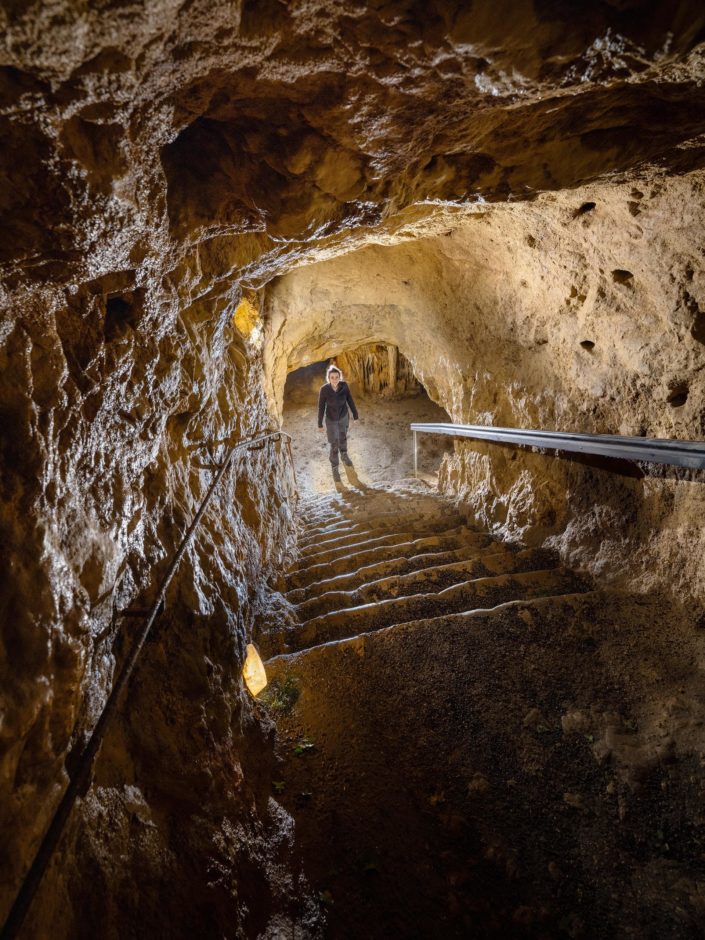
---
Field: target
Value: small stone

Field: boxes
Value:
[563,792,583,809]
[468,773,490,795]
[561,709,589,734]
[512,905,534,925]
[523,707,542,729]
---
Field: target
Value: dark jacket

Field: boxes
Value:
[318,381,359,427]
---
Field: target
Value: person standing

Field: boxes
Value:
[317,365,359,482]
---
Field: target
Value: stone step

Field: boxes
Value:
[285,545,487,604]
[298,530,418,563]
[297,527,476,568]
[285,530,491,591]
[300,505,464,536]
[293,546,556,620]
[264,590,603,673]
[298,486,462,520]
[261,590,704,939]
[299,506,418,534]
[298,513,467,554]
[297,521,370,549]
[282,567,590,653]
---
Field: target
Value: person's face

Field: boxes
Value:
[329,370,341,388]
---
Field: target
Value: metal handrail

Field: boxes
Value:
[1,429,296,940]
[411,422,705,476]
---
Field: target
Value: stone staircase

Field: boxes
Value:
[260,484,588,660]
[257,483,705,939]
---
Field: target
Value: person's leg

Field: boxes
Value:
[326,418,341,474]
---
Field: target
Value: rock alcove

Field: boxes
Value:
[2,1,705,938]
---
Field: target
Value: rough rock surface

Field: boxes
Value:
[2,0,705,936]
[335,344,421,398]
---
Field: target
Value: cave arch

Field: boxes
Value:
[281,345,453,493]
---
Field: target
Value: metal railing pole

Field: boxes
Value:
[284,434,299,498]
[413,429,418,478]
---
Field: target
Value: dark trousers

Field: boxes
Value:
[325,415,349,467]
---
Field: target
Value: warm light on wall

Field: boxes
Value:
[243,643,268,696]
[233,298,260,338]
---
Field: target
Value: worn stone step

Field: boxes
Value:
[260,590,705,939]
[264,590,604,673]
[300,507,416,534]
[283,568,590,653]
[298,486,462,521]
[297,529,435,567]
[298,521,370,549]
[294,523,477,570]
[286,529,490,591]
[300,504,463,535]
[299,522,467,556]
[293,546,557,620]
[284,545,487,605]
[298,513,467,554]
[298,529,416,562]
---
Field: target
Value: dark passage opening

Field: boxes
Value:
[282,343,453,495]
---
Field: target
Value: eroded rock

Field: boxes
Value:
[2,1,705,936]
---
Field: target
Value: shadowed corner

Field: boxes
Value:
[343,463,369,491]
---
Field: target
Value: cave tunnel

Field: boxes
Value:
[3,2,705,939]
[282,345,453,494]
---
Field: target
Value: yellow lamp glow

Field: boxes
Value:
[233,298,260,338]
[243,643,268,696]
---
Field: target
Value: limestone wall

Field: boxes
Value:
[2,0,705,934]
[0,278,305,934]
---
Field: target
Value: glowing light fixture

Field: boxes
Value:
[243,643,268,696]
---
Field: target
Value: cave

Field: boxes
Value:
[3,2,705,939]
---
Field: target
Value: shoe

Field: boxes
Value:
[332,467,341,482]
[341,454,353,467]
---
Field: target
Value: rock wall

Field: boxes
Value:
[0,278,306,935]
[2,0,705,934]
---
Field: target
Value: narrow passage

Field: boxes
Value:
[282,360,452,495]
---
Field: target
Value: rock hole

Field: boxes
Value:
[580,340,595,351]
[526,234,536,248]
[574,202,596,217]
[666,385,689,407]
[612,269,634,285]
[105,294,134,340]
[691,314,705,345]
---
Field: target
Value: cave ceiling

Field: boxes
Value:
[2,0,705,297]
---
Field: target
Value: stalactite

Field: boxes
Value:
[337,344,420,397]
